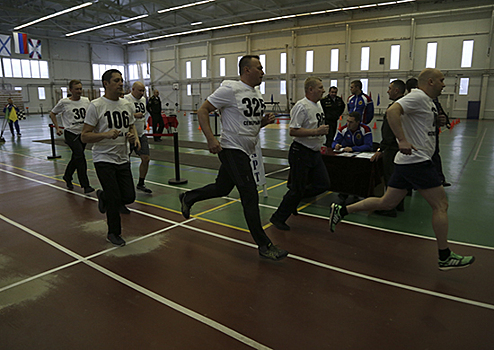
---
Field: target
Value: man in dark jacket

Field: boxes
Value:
[146,89,164,141]
[320,86,345,146]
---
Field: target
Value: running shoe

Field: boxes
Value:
[137,184,153,193]
[269,215,290,231]
[329,203,343,232]
[179,192,191,219]
[96,190,107,213]
[438,251,475,271]
[259,243,289,261]
[107,234,126,247]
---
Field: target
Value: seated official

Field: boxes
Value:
[332,111,373,152]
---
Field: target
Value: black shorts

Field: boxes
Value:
[388,160,442,190]
[130,135,150,156]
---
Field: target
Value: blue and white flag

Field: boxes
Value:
[0,34,11,56]
[28,38,42,59]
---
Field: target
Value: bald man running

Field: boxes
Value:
[125,82,152,193]
[329,68,475,271]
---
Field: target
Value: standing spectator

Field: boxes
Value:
[347,80,374,124]
[146,89,164,141]
[406,77,418,94]
[432,97,451,187]
[332,111,373,152]
[178,55,288,261]
[320,86,345,145]
[125,82,153,193]
[269,77,330,231]
[329,68,475,271]
[370,79,406,217]
[3,98,21,137]
[50,80,94,193]
[81,69,139,247]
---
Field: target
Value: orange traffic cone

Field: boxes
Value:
[198,125,201,130]
[276,118,280,124]
[373,122,377,129]
[184,112,186,116]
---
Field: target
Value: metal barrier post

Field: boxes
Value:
[47,124,61,159]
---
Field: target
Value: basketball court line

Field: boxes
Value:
[1,167,494,313]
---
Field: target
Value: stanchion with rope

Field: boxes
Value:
[47,124,62,160]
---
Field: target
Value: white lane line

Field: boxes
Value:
[473,128,487,161]
[2,166,494,311]
[0,213,272,350]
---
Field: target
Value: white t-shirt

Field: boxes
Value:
[394,88,437,165]
[51,97,90,134]
[124,93,148,137]
[289,97,325,151]
[207,80,265,155]
[85,96,135,164]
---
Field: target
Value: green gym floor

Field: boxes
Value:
[1,113,493,349]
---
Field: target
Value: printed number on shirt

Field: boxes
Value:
[104,110,130,129]
[316,113,325,127]
[134,102,146,113]
[242,98,265,117]
[72,108,86,120]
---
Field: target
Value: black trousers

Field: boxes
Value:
[325,118,338,147]
[272,142,330,223]
[8,120,20,135]
[94,162,135,236]
[64,130,90,188]
[185,148,271,248]
[151,113,165,141]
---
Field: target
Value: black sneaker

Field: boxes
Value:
[329,203,343,232]
[63,175,74,190]
[179,192,191,219]
[96,190,107,213]
[106,234,126,247]
[119,205,131,214]
[137,184,153,193]
[84,186,95,194]
[269,215,290,231]
[259,243,289,261]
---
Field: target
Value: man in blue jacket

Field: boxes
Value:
[347,80,374,124]
[332,111,372,152]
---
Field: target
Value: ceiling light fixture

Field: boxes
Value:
[158,0,215,14]
[191,22,203,26]
[14,2,93,30]
[128,0,416,45]
[66,14,148,37]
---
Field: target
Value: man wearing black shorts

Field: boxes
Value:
[329,68,475,271]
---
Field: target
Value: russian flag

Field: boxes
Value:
[13,32,28,54]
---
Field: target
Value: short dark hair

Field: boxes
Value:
[391,79,406,95]
[406,78,418,93]
[69,79,81,89]
[102,69,122,86]
[351,80,362,89]
[349,111,361,122]
[239,55,260,76]
[329,86,338,92]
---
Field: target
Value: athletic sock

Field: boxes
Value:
[138,178,145,186]
[340,205,348,217]
[438,248,451,261]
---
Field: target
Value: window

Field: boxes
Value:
[99,87,105,97]
[331,49,339,72]
[426,42,437,68]
[3,58,12,77]
[140,63,149,80]
[280,53,287,74]
[330,79,338,88]
[220,57,226,76]
[94,63,126,81]
[30,60,40,78]
[128,64,138,80]
[390,45,400,70]
[390,78,397,83]
[61,87,68,98]
[186,61,191,79]
[306,50,314,73]
[38,87,46,100]
[12,59,22,77]
[237,56,242,75]
[260,82,265,95]
[461,40,474,68]
[39,61,49,79]
[361,47,370,71]
[201,59,207,78]
[459,78,469,95]
[15,87,22,91]
[0,62,2,77]
[259,54,266,74]
[21,60,31,78]
[187,84,192,96]
[361,79,369,94]
[280,80,286,95]
[93,64,100,81]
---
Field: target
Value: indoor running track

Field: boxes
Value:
[1,164,493,350]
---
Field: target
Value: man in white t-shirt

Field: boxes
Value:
[50,80,94,193]
[178,55,288,261]
[81,69,139,247]
[124,81,152,194]
[270,77,330,231]
[329,68,475,271]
